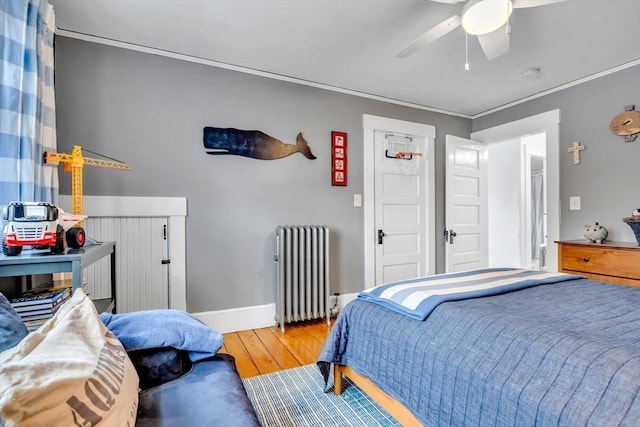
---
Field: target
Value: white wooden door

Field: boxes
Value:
[445,135,488,272]
[374,131,428,284]
[84,217,170,313]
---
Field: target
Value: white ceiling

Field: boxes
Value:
[49,0,640,118]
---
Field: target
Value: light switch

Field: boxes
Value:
[354,194,362,207]
[569,196,581,211]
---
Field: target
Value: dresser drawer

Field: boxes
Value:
[559,244,640,280]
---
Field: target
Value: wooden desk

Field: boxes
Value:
[0,241,116,312]
[556,240,640,287]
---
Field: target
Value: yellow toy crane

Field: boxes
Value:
[43,145,131,217]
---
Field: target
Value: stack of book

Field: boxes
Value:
[10,287,72,332]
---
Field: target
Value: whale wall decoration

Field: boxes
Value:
[203,127,316,160]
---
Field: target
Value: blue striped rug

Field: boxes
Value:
[243,364,400,427]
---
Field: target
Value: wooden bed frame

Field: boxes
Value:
[333,364,422,426]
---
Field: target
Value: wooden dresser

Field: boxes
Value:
[556,240,640,287]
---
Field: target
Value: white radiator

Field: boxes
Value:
[84,217,169,313]
[275,225,330,332]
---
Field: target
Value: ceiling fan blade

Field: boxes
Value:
[513,0,566,8]
[394,15,461,58]
[477,23,510,60]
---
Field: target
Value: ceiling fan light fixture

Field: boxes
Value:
[461,0,513,36]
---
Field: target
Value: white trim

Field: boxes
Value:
[472,110,560,141]
[426,139,436,276]
[192,292,360,334]
[363,115,436,139]
[338,292,359,309]
[56,29,469,119]
[62,195,187,217]
[363,115,436,288]
[59,195,188,310]
[471,109,561,272]
[167,215,187,311]
[57,30,639,119]
[193,304,276,334]
[473,59,640,118]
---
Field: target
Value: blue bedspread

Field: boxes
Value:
[358,268,582,320]
[318,278,640,426]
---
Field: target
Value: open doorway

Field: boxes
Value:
[471,109,560,272]
[486,132,547,269]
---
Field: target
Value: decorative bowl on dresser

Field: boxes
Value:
[556,240,640,287]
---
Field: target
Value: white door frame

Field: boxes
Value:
[363,114,436,288]
[471,109,560,272]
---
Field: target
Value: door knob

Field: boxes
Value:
[449,230,457,244]
[378,229,385,245]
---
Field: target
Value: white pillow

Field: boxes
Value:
[0,289,139,427]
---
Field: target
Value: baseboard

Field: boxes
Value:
[337,292,358,311]
[192,292,360,334]
[193,303,276,334]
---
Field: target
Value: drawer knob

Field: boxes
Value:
[582,257,590,262]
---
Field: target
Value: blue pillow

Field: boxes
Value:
[100,309,223,362]
[0,292,28,352]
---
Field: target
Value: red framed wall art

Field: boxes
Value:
[331,131,347,186]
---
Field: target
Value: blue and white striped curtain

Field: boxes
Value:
[0,0,58,207]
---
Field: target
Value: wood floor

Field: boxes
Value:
[222,319,333,378]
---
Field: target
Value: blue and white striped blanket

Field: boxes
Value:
[358,268,583,320]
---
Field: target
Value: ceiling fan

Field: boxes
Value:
[395,0,567,61]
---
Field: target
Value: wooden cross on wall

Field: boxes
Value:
[568,141,585,164]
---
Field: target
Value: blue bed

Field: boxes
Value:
[318,270,640,426]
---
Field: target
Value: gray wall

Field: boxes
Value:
[474,65,640,243]
[54,37,470,312]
